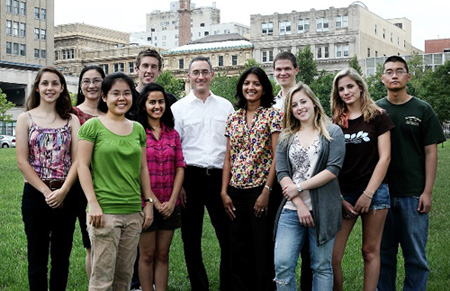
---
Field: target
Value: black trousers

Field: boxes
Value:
[21,183,77,291]
[181,166,231,291]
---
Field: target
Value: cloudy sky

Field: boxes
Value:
[54,0,449,51]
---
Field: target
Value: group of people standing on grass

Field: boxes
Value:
[16,48,445,291]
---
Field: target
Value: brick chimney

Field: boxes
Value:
[178,0,191,46]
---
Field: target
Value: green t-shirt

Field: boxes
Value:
[376,97,446,197]
[78,118,147,214]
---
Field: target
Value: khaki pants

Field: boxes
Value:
[88,212,143,291]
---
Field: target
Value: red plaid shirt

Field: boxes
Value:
[145,123,185,205]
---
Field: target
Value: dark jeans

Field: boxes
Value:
[228,185,276,291]
[75,180,90,249]
[22,183,77,291]
[181,166,231,291]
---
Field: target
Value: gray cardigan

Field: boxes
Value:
[274,123,345,246]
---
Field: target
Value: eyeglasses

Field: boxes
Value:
[191,70,211,77]
[81,79,102,86]
[383,69,407,77]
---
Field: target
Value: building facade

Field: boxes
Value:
[250,2,417,75]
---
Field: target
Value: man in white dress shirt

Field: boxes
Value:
[171,56,234,291]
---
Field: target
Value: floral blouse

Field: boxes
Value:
[225,106,282,189]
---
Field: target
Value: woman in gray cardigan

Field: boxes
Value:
[274,83,345,291]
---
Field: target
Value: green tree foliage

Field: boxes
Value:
[0,89,15,122]
[296,45,317,85]
[210,72,239,106]
[310,70,335,116]
[418,61,450,123]
[366,63,386,101]
[243,58,260,69]
[156,70,186,98]
[348,55,363,76]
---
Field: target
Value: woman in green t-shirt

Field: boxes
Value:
[78,72,155,290]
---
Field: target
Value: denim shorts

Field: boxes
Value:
[342,183,390,210]
[143,204,182,232]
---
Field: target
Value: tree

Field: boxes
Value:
[348,55,363,76]
[156,70,186,98]
[365,63,386,101]
[210,72,239,106]
[0,89,15,122]
[310,70,335,116]
[243,58,260,69]
[296,45,317,85]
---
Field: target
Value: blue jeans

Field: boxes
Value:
[343,183,391,211]
[274,209,335,291]
[378,196,429,291]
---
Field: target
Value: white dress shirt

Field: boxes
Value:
[273,90,285,112]
[171,90,235,169]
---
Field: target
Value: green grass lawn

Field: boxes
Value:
[1,142,449,290]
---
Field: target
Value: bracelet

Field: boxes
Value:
[264,185,272,192]
[144,198,154,203]
[340,194,345,201]
[363,191,373,199]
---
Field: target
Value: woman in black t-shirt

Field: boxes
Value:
[330,68,394,291]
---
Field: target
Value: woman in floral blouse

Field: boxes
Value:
[221,66,282,291]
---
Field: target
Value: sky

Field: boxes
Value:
[54,0,449,51]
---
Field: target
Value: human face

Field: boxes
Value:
[145,90,165,122]
[36,72,64,104]
[274,59,299,89]
[81,70,103,101]
[188,60,214,95]
[103,80,133,116]
[242,73,263,105]
[381,61,411,91]
[136,56,161,86]
[337,76,362,107]
[291,90,316,124]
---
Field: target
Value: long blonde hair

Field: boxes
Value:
[331,68,380,128]
[280,82,331,144]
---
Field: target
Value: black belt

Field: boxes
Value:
[187,165,221,176]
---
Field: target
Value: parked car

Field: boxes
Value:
[0,135,16,148]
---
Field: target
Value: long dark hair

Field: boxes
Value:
[98,72,138,115]
[26,66,72,120]
[76,65,105,105]
[136,83,175,131]
[235,66,275,109]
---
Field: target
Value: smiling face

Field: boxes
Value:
[81,69,103,101]
[274,59,299,89]
[103,79,133,116]
[136,56,161,86]
[337,76,362,107]
[188,60,214,96]
[291,89,316,124]
[242,73,263,106]
[381,61,411,92]
[145,90,165,123]
[36,72,64,104]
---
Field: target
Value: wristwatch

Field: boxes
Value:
[264,185,272,192]
[144,198,154,203]
[297,184,303,193]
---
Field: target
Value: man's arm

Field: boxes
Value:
[418,143,438,213]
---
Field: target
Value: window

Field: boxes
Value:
[34,48,39,58]
[367,48,370,57]
[103,64,109,75]
[179,59,184,69]
[129,62,134,73]
[20,1,26,15]
[6,21,12,35]
[13,0,19,14]
[383,29,385,39]
[34,28,39,39]
[262,50,274,63]
[374,24,377,35]
[162,42,166,47]
[114,63,124,72]
[335,44,349,58]
[200,23,205,27]
[147,36,152,41]
[218,56,224,67]
[375,51,378,57]
[34,7,39,19]
[41,49,46,59]
[55,51,58,61]
[70,49,75,59]
[13,43,19,55]
[404,40,406,48]
[20,23,26,37]
[261,22,273,35]
[41,8,46,20]
[6,42,12,54]
[6,0,12,13]
[204,31,209,36]
[20,44,25,56]
[335,15,348,28]
[298,18,310,33]
[390,33,393,42]
[397,37,400,45]
[317,47,322,59]
[316,17,329,32]
[13,22,19,36]
[279,21,291,35]
[316,46,329,59]
[41,29,46,40]
[232,55,237,66]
